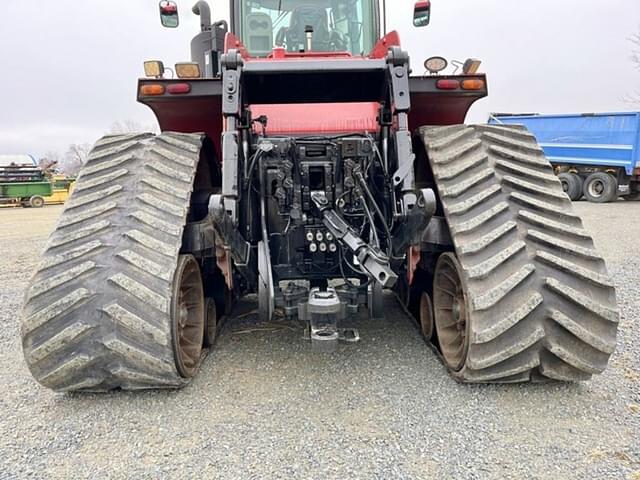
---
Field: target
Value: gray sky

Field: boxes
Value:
[1,0,639,158]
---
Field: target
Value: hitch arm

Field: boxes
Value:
[311,192,398,288]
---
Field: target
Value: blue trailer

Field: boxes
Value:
[489,112,640,202]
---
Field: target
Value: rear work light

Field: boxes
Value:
[436,79,460,90]
[461,79,486,91]
[140,84,165,96]
[143,60,165,78]
[167,83,191,94]
[175,62,201,79]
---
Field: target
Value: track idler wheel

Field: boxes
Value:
[418,291,435,341]
[204,298,218,348]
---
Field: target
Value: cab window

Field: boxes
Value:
[239,0,377,56]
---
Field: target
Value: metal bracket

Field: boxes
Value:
[387,47,411,113]
[311,191,397,288]
[221,50,243,117]
[221,132,240,222]
[386,47,417,217]
[392,130,415,188]
[258,240,275,322]
[391,188,437,255]
[299,288,346,353]
[208,194,256,288]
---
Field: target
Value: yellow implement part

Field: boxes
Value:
[44,180,75,205]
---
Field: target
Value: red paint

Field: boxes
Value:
[251,103,380,135]
[408,246,421,285]
[408,93,483,130]
[224,32,250,59]
[263,50,353,60]
[160,2,177,13]
[414,1,431,8]
[368,31,401,59]
[145,96,224,161]
[140,29,485,162]
[272,46,286,59]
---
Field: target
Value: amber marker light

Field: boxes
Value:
[461,79,486,91]
[140,84,166,96]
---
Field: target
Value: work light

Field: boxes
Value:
[175,63,201,79]
[143,60,165,78]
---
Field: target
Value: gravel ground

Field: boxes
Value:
[0,202,638,480]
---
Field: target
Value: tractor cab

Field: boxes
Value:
[234,0,379,56]
[20,0,619,393]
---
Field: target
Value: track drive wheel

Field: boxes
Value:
[171,255,205,378]
[420,125,619,383]
[433,253,468,370]
[21,132,211,392]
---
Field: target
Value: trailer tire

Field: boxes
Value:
[558,173,582,201]
[29,196,45,208]
[583,172,618,203]
[420,125,618,383]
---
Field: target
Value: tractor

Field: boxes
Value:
[21,0,619,391]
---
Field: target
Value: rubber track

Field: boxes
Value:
[21,132,205,392]
[420,125,619,383]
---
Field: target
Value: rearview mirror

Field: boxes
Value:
[159,1,179,28]
[413,1,431,27]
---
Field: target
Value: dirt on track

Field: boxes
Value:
[0,202,639,480]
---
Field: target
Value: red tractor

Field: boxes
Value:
[21,0,618,391]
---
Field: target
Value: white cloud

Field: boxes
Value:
[1,0,638,157]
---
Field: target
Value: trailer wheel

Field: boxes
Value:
[558,173,582,201]
[29,196,45,208]
[583,172,618,203]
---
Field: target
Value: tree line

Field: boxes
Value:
[39,121,158,176]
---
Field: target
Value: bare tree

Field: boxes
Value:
[60,143,92,176]
[110,119,158,134]
[110,119,143,134]
[39,151,61,173]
